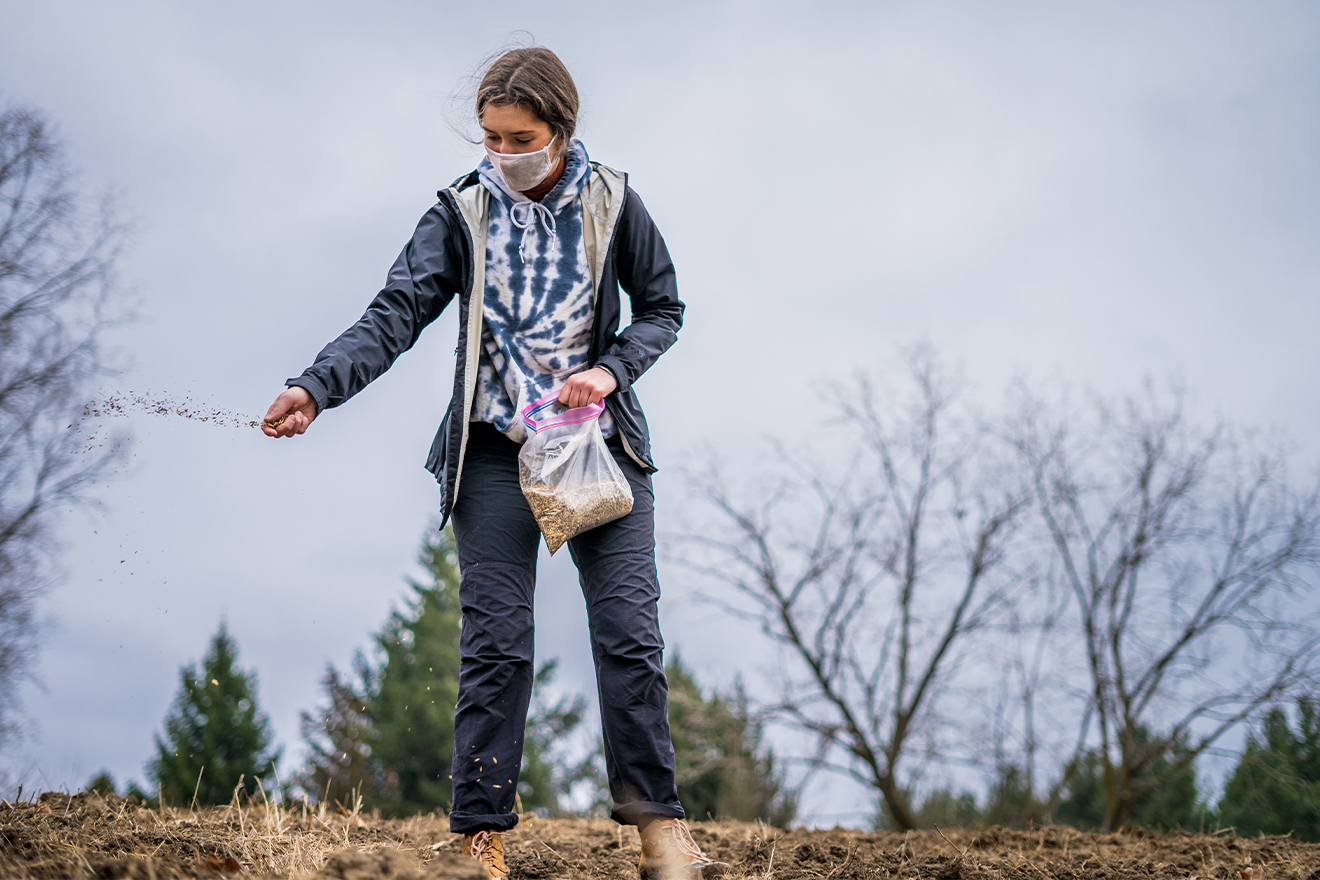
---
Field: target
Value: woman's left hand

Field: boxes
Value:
[558,367,618,408]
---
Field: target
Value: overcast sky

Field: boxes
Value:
[1,1,1317,826]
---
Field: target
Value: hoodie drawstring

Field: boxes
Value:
[509,200,557,264]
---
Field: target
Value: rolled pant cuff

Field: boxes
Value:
[447,810,520,835]
[611,800,685,827]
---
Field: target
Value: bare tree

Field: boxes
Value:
[676,347,1028,829]
[0,103,130,742]
[1010,381,1320,830]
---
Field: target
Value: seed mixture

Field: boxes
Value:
[521,480,633,553]
[85,392,264,430]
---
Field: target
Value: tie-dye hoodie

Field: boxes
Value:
[285,147,683,526]
[471,139,613,443]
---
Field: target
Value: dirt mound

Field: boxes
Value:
[498,818,1320,879]
[318,849,484,879]
[0,791,1315,879]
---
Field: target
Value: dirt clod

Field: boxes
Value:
[315,849,485,879]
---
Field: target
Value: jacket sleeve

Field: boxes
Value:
[286,203,467,412]
[594,186,684,393]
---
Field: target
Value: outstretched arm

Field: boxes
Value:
[262,200,469,438]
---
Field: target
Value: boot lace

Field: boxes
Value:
[468,830,504,871]
[664,820,710,863]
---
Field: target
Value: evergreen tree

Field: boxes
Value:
[1054,727,1200,831]
[85,771,117,796]
[518,659,590,815]
[982,764,1045,827]
[365,533,464,816]
[1217,698,1320,841]
[299,525,601,817]
[148,622,279,805]
[298,527,462,816]
[907,787,981,830]
[297,662,379,807]
[889,766,1045,831]
[1054,752,1106,830]
[666,655,796,825]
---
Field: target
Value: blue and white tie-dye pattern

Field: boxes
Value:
[471,140,613,443]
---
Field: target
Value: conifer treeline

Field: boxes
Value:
[97,527,1319,838]
[123,527,795,825]
[896,706,1320,840]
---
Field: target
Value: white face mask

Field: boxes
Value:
[485,137,558,192]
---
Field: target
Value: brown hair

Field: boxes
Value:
[476,48,579,147]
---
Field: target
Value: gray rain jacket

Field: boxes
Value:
[287,162,684,526]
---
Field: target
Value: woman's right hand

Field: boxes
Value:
[262,386,317,438]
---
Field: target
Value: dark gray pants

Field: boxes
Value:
[446,422,684,833]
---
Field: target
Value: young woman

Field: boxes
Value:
[262,48,718,880]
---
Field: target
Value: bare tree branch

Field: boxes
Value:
[0,103,132,746]
[673,346,1028,829]
[1008,379,1320,830]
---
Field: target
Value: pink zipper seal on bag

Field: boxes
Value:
[521,391,604,434]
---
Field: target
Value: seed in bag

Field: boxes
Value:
[517,392,634,554]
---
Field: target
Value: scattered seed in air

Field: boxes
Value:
[81,392,271,433]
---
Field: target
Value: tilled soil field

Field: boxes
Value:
[1,791,1316,879]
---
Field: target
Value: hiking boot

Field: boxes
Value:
[461,829,508,879]
[638,818,725,879]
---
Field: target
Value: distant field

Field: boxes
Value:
[1,791,1313,879]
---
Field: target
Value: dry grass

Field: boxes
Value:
[0,790,1317,879]
[0,790,479,878]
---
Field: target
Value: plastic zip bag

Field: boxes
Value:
[518,391,634,554]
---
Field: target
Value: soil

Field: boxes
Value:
[1,791,1316,879]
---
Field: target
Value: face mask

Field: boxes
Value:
[485,138,557,192]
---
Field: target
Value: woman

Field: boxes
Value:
[262,47,717,880]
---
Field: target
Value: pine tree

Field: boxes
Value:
[1054,727,1200,831]
[296,662,378,807]
[298,525,600,817]
[518,659,590,815]
[982,764,1046,827]
[1218,699,1320,841]
[85,771,117,796]
[298,526,463,816]
[148,622,279,805]
[906,787,981,830]
[666,655,796,825]
[364,534,464,816]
